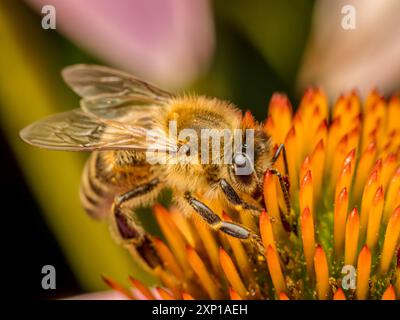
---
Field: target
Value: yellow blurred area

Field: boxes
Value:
[0,2,154,291]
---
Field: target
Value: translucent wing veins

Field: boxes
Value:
[20,109,176,152]
[20,65,177,153]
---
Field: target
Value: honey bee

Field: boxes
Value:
[20,65,291,271]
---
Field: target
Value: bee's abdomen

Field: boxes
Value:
[79,151,116,219]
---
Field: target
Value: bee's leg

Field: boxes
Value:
[184,192,264,255]
[112,178,162,271]
[271,143,289,176]
[266,168,290,215]
[265,168,295,233]
[219,179,262,217]
[270,144,293,228]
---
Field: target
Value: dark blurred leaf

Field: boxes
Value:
[215,0,314,84]
[193,20,290,121]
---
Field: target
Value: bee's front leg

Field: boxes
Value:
[270,144,293,224]
[219,179,262,216]
[111,178,162,272]
[184,192,264,256]
[266,168,291,220]
[271,143,289,176]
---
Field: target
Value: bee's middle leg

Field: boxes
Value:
[184,192,264,255]
[112,178,162,271]
[219,179,262,217]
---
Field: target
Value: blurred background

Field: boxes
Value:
[1,0,399,299]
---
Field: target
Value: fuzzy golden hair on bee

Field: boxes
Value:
[164,94,242,133]
[20,64,291,273]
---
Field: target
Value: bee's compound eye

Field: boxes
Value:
[233,153,247,167]
[180,144,191,156]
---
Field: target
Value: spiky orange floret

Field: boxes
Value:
[104,89,400,300]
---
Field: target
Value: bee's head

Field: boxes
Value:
[227,127,271,196]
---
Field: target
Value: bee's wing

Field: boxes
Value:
[20,109,177,152]
[21,65,178,152]
[61,64,173,119]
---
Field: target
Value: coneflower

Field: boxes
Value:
[104,89,400,300]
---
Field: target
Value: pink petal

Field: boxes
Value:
[298,0,400,99]
[26,0,215,89]
[64,290,129,300]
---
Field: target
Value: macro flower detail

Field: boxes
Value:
[104,89,400,300]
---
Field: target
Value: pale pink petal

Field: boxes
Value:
[298,0,400,99]
[26,0,215,89]
[64,290,128,300]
